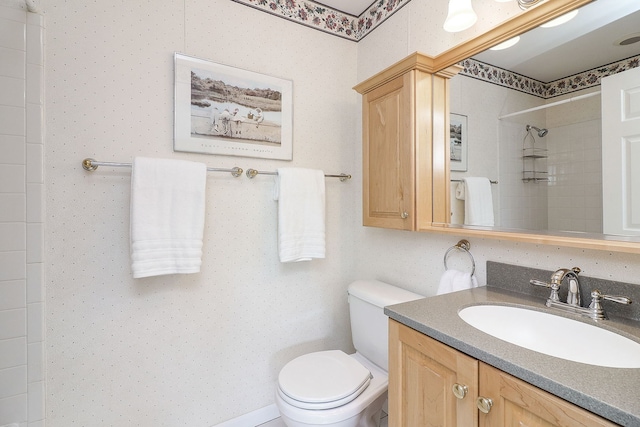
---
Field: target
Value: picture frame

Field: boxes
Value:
[450,113,468,172]
[174,53,293,160]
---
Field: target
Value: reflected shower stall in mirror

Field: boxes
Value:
[448,0,640,237]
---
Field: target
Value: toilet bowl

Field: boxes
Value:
[275,280,423,427]
[276,351,388,427]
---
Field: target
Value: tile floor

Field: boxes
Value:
[258,412,388,427]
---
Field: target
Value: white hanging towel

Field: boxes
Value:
[463,177,494,226]
[130,157,207,278]
[436,269,479,295]
[273,168,326,263]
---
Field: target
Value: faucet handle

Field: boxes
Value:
[587,290,632,319]
[529,279,561,302]
[589,290,632,306]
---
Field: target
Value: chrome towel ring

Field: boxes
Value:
[443,239,476,276]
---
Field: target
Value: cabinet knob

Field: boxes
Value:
[476,396,493,414]
[452,383,468,399]
[401,211,409,219]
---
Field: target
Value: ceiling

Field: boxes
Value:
[318,0,375,16]
[474,1,640,82]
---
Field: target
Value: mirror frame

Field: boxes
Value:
[424,0,640,254]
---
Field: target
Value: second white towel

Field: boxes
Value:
[273,167,326,263]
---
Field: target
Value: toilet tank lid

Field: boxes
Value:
[347,280,423,308]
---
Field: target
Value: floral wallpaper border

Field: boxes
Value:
[460,54,640,99]
[231,0,411,41]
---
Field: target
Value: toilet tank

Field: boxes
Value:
[347,280,423,371]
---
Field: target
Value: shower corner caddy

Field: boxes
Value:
[522,146,549,182]
[522,141,549,182]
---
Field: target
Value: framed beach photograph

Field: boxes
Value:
[450,113,468,172]
[174,53,293,160]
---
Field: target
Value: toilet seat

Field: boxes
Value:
[278,350,372,410]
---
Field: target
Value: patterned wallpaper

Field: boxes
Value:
[460,54,640,98]
[231,0,412,41]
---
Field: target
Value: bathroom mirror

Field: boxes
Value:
[429,0,640,253]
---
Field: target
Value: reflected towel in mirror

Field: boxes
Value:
[463,177,494,226]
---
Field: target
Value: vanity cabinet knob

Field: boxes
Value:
[452,383,468,399]
[476,396,493,414]
[401,211,409,219]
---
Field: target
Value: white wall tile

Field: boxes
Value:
[0,309,26,340]
[0,194,25,222]
[25,224,42,264]
[0,76,25,108]
[0,18,25,51]
[25,144,41,184]
[0,135,25,165]
[0,366,27,399]
[0,6,38,427]
[26,341,42,382]
[0,105,25,136]
[26,12,43,27]
[27,381,43,422]
[0,394,27,425]
[26,23,42,67]
[25,65,42,106]
[0,223,25,251]
[0,5,27,24]
[25,184,42,224]
[26,264,43,304]
[25,104,41,145]
[0,47,25,79]
[0,337,26,369]
[0,252,26,282]
[26,303,42,344]
[0,280,25,310]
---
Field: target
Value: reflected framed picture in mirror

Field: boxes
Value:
[450,113,468,171]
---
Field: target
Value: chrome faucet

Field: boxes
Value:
[530,267,632,320]
[550,267,581,306]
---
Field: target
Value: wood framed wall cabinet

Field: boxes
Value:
[388,320,618,427]
[354,53,459,231]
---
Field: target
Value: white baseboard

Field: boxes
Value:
[213,404,280,427]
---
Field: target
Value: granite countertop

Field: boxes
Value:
[384,286,640,426]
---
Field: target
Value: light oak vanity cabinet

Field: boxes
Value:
[388,320,618,427]
[354,54,460,231]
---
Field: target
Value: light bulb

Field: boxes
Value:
[489,36,521,50]
[540,10,579,28]
[443,0,478,33]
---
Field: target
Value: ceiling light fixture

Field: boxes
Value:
[443,0,478,33]
[489,36,521,50]
[517,0,544,10]
[616,33,640,46]
[540,9,578,28]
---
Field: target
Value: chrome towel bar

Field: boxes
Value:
[82,158,243,177]
[246,168,351,182]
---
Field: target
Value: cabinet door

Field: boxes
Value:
[362,72,415,230]
[478,363,619,427]
[389,320,479,427]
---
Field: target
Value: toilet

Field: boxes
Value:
[275,280,423,427]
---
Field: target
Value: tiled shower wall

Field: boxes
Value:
[0,4,45,426]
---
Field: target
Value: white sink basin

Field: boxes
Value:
[458,304,640,368]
